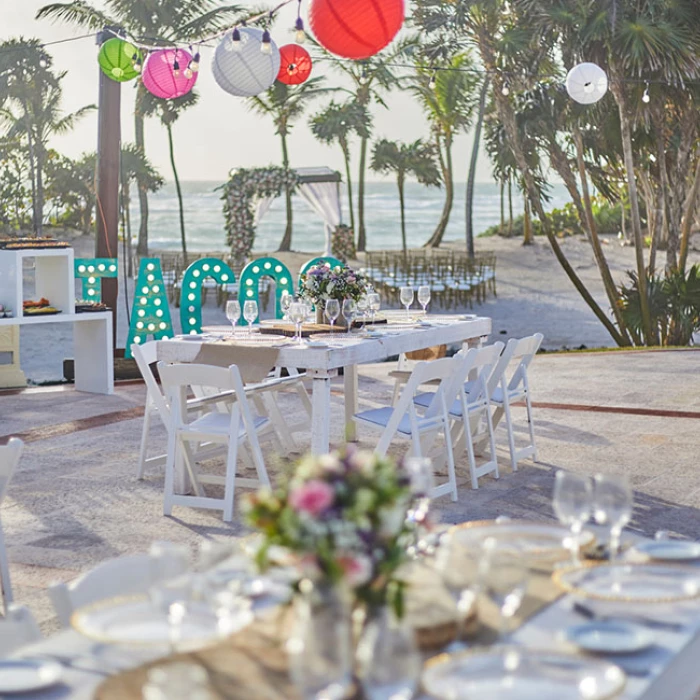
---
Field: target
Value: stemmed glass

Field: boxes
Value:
[593,474,633,562]
[436,532,479,636]
[356,295,369,329]
[341,299,356,333]
[417,285,431,315]
[280,291,293,322]
[368,293,381,327]
[325,298,340,337]
[405,457,434,557]
[225,300,240,336]
[477,538,527,640]
[552,471,593,564]
[399,286,414,320]
[243,300,258,338]
[288,302,307,345]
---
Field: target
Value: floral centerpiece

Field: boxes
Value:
[299,263,368,324]
[244,448,415,617]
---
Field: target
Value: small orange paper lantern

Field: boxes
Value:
[277,44,313,85]
[308,0,404,60]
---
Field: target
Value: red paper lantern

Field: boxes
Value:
[277,44,313,85]
[142,48,198,99]
[308,0,404,60]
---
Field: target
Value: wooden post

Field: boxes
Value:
[95,29,121,350]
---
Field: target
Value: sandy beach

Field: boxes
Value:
[15,231,700,384]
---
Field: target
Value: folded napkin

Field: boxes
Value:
[193,340,280,383]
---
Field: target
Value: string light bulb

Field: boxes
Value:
[190,51,201,72]
[231,27,242,52]
[642,82,650,103]
[132,53,142,73]
[261,29,272,54]
[172,54,180,77]
[501,83,510,96]
[295,17,306,44]
[428,70,437,89]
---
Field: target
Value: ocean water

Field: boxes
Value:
[136,180,571,253]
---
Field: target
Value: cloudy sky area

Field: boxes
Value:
[2,0,498,184]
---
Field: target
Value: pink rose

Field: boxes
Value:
[337,554,372,587]
[289,480,335,516]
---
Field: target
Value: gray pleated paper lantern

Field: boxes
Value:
[212,27,281,97]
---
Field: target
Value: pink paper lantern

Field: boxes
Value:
[142,48,197,99]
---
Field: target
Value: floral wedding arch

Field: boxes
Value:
[221,166,343,265]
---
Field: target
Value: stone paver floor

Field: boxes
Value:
[1,348,699,633]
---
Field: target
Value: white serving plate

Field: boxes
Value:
[566,620,654,654]
[72,596,252,647]
[422,646,626,700]
[0,658,63,693]
[554,563,700,603]
[450,520,595,561]
[633,540,700,562]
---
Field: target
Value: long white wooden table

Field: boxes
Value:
[9,536,700,699]
[157,315,493,455]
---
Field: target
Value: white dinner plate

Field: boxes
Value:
[633,540,700,561]
[566,621,654,654]
[460,314,477,320]
[422,646,626,700]
[0,658,63,693]
[305,341,329,349]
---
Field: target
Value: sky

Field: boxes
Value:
[1,0,497,183]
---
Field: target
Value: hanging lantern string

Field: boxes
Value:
[103,0,298,53]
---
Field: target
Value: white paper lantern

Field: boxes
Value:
[565,62,608,104]
[212,27,281,97]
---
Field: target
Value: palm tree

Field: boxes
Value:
[37,0,243,253]
[0,38,94,236]
[410,53,478,247]
[141,91,198,265]
[317,36,419,251]
[370,138,442,254]
[247,77,330,252]
[465,77,489,257]
[310,100,370,235]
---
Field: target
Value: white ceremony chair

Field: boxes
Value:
[158,362,274,522]
[414,343,503,489]
[0,437,22,611]
[353,356,470,502]
[490,333,543,472]
[0,605,41,655]
[49,553,169,628]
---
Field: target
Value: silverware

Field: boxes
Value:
[572,601,686,632]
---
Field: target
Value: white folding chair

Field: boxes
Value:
[0,437,22,611]
[353,356,469,501]
[0,605,41,655]
[490,333,543,472]
[48,553,167,628]
[414,344,503,489]
[158,362,273,522]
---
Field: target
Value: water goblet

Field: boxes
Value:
[404,457,434,557]
[417,285,431,314]
[288,302,307,344]
[552,471,593,564]
[593,474,633,562]
[280,291,293,322]
[436,531,479,636]
[399,286,414,320]
[325,298,340,337]
[477,538,527,640]
[225,300,240,336]
[356,295,369,329]
[368,293,381,327]
[243,300,258,338]
[341,299,356,333]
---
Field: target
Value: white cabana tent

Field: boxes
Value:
[254,166,343,256]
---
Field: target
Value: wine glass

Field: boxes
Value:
[436,531,478,636]
[288,302,307,344]
[477,538,527,640]
[356,295,369,329]
[399,286,414,320]
[404,457,434,557]
[593,474,633,562]
[417,285,431,315]
[280,291,293,322]
[325,298,340,337]
[225,300,240,335]
[341,299,356,333]
[552,471,593,564]
[357,608,421,700]
[243,300,258,338]
[368,293,381,327]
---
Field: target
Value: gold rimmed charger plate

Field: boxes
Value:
[553,562,700,603]
[449,520,596,562]
[422,646,626,700]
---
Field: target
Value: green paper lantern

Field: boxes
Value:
[98,38,142,82]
